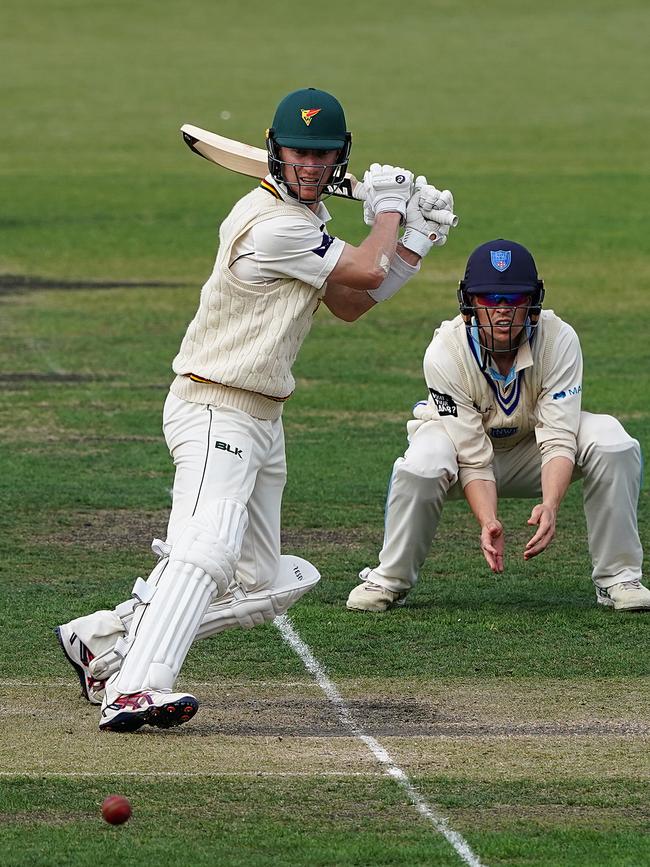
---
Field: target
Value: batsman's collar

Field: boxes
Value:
[260,175,333,223]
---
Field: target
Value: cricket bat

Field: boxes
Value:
[180,123,459,227]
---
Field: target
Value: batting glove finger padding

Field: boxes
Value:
[363,197,376,227]
[401,186,452,256]
[419,186,455,219]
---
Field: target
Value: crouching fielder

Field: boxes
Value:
[347,239,648,613]
[56,87,458,731]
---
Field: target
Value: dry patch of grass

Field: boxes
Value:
[35,508,377,554]
[35,509,170,551]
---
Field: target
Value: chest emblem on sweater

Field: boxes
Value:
[214,440,244,459]
[429,388,458,417]
[490,426,518,438]
[311,232,334,258]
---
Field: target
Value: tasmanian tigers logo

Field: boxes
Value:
[300,108,321,126]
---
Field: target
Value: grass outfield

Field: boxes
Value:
[1,1,649,865]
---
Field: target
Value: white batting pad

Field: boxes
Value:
[197,554,320,637]
[60,543,170,658]
[110,498,248,694]
[111,562,216,693]
[89,555,320,681]
[61,609,124,661]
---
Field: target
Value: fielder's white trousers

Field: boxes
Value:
[366,412,643,593]
[164,392,286,593]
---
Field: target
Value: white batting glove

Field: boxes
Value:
[402,178,459,255]
[399,178,449,256]
[420,184,455,218]
[362,163,414,226]
[419,183,457,245]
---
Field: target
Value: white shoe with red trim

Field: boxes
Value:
[99,689,199,733]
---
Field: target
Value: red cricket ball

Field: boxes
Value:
[101,794,132,825]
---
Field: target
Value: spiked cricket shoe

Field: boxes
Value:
[346,569,407,612]
[99,688,199,733]
[596,580,650,612]
[55,624,107,705]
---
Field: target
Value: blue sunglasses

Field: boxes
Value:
[476,292,532,307]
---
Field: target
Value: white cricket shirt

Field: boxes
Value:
[230,176,345,288]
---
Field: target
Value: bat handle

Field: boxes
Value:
[347,176,367,201]
[351,180,459,227]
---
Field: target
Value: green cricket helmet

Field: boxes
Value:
[266,87,352,200]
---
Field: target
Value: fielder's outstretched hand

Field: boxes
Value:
[524,504,557,560]
[480,520,505,573]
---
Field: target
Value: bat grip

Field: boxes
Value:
[349,180,458,227]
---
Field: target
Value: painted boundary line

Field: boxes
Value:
[274,614,486,867]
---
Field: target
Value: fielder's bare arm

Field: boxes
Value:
[55,87,458,731]
[348,239,648,613]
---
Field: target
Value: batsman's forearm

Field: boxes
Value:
[322,283,377,321]
[327,212,401,291]
[360,211,402,270]
[396,242,421,267]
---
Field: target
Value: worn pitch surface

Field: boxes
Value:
[3,679,649,779]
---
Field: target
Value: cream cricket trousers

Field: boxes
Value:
[367,412,643,593]
[164,391,286,593]
[62,392,289,676]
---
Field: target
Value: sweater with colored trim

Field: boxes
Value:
[418,311,583,487]
[171,187,327,420]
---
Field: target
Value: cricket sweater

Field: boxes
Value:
[170,187,326,420]
[416,311,584,487]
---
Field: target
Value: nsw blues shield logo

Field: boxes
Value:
[490,250,511,272]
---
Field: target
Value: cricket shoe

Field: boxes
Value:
[99,689,199,733]
[596,580,650,612]
[346,568,408,612]
[54,624,107,705]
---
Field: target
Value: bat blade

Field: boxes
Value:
[181,124,268,179]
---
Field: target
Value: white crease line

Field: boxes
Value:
[0,680,316,689]
[274,614,486,867]
[0,771,374,779]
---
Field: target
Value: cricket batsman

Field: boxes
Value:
[55,87,458,730]
[347,239,648,612]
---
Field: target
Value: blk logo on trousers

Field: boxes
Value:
[215,440,243,459]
